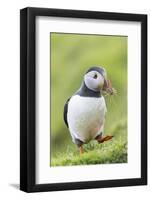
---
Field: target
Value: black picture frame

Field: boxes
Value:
[20,7,147,192]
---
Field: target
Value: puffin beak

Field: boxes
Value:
[103,79,116,95]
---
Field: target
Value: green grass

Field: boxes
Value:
[51,119,127,166]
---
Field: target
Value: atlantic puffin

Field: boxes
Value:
[63,66,116,154]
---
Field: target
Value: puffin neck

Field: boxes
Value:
[76,82,102,98]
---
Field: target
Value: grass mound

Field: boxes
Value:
[51,119,127,166]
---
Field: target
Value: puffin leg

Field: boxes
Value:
[79,145,84,155]
[74,138,84,154]
[95,135,113,143]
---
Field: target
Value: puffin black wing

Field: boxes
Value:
[63,97,71,128]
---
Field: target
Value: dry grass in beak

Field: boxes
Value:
[103,79,117,96]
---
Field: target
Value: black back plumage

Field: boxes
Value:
[63,97,71,128]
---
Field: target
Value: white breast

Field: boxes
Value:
[67,95,107,143]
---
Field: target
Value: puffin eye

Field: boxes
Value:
[93,73,97,79]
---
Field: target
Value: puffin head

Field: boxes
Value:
[84,66,116,95]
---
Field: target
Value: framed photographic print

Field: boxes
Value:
[20,7,147,192]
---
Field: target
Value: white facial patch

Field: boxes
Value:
[84,71,104,91]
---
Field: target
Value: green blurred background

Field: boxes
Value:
[50,33,127,166]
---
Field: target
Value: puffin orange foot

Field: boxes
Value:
[97,135,114,143]
[79,145,84,155]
